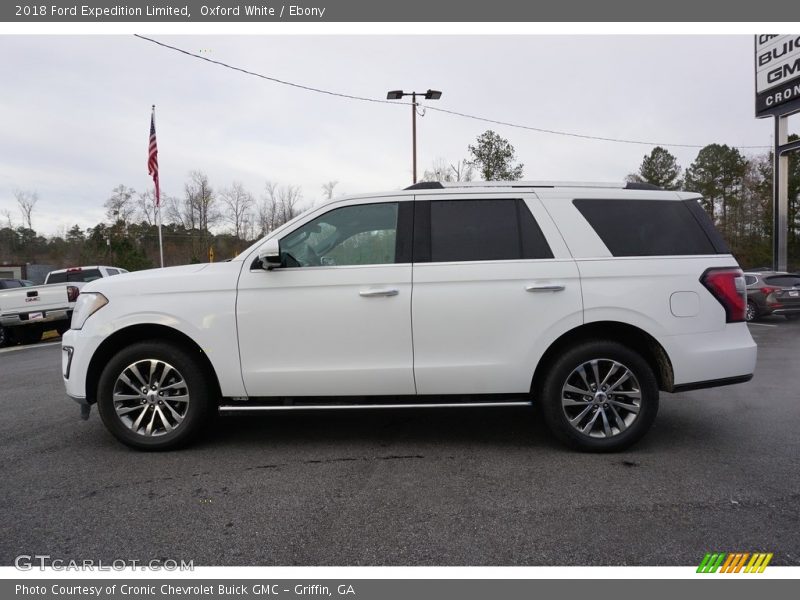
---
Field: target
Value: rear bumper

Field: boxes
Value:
[770,307,800,315]
[0,309,71,327]
[672,374,753,393]
[661,323,757,389]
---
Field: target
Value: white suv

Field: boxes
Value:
[62,181,757,451]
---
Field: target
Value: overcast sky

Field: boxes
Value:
[0,35,785,235]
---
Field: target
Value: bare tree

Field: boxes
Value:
[1,208,12,229]
[15,189,38,230]
[135,189,158,227]
[187,171,219,234]
[321,180,339,201]
[104,184,137,224]
[219,181,255,240]
[449,159,475,182]
[421,158,474,183]
[257,181,302,236]
[278,185,302,224]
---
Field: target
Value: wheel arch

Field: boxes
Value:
[531,321,675,395]
[84,323,222,405]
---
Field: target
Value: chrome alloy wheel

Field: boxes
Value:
[746,302,757,322]
[560,358,641,439]
[112,359,190,437]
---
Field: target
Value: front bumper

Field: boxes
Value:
[62,328,105,404]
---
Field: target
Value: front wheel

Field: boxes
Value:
[96,340,215,450]
[538,340,659,452]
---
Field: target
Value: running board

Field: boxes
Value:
[219,401,532,413]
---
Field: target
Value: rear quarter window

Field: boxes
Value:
[573,198,728,257]
[764,275,800,287]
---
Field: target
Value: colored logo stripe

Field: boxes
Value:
[697,552,772,573]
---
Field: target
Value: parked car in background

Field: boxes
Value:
[0,279,35,289]
[744,271,800,321]
[45,266,128,284]
[0,279,36,346]
[0,266,128,347]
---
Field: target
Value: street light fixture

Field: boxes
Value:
[386,89,442,183]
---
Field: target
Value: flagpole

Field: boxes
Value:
[158,196,164,268]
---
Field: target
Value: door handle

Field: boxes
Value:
[359,288,399,297]
[525,283,565,292]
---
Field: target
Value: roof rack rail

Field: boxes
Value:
[624,182,663,191]
[404,182,444,190]
[403,181,667,191]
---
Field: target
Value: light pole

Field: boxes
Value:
[387,89,442,184]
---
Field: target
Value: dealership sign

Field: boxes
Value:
[755,34,800,116]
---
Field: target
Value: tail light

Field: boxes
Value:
[701,267,746,323]
[66,285,80,303]
[760,286,781,304]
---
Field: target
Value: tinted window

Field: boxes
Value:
[0,280,22,288]
[764,275,800,287]
[280,203,399,267]
[47,269,103,283]
[429,199,552,262]
[106,269,120,276]
[573,199,720,257]
[744,275,758,286]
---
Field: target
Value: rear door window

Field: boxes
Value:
[426,199,553,262]
[573,198,727,257]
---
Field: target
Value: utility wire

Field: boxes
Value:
[134,34,771,151]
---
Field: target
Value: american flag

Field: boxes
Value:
[148,108,160,206]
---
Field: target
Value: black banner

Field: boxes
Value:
[4,579,799,600]
[3,0,800,22]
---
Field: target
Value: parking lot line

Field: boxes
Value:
[0,341,61,354]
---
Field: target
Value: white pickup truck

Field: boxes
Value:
[0,266,127,346]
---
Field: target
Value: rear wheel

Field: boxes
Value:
[538,340,659,452]
[17,327,43,345]
[0,326,9,348]
[746,301,758,322]
[786,314,800,321]
[97,340,215,450]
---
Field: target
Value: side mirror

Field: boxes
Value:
[258,239,282,270]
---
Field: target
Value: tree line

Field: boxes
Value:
[1,130,798,273]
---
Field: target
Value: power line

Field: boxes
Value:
[134,34,771,151]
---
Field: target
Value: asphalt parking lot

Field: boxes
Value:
[1,320,799,567]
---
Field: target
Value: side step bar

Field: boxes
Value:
[219,401,532,413]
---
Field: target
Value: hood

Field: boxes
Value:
[81,262,240,298]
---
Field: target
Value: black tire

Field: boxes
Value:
[96,340,215,451]
[538,340,659,452]
[0,326,9,348]
[16,327,43,345]
[746,301,758,322]
[786,314,800,321]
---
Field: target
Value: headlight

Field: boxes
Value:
[71,293,108,330]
